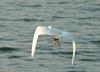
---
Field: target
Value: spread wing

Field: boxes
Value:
[72,41,76,65]
[32,26,52,57]
[32,26,76,65]
[59,32,76,65]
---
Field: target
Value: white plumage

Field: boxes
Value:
[32,26,76,65]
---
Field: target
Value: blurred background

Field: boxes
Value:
[0,0,100,72]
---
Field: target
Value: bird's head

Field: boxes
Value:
[48,26,52,29]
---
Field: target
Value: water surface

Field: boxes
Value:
[0,0,100,72]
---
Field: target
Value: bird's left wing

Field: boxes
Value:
[72,41,76,65]
[60,31,77,65]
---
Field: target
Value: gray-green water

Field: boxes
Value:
[0,0,100,72]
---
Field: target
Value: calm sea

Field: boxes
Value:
[0,0,100,72]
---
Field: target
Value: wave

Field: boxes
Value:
[0,18,45,22]
[79,50,95,54]
[0,47,20,53]
[20,4,42,8]
[47,1,70,4]
[58,1,70,4]
[79,57,100,62]
[52,16,68,19]
[90,40,100,47]
[37,51,78,55]
[77,17,97,20]
[8,55,23,59]
[67,70,86,72]
[90,40,100,44]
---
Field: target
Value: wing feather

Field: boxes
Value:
[32,26,52,57]
[32,28,39,57]
[72,41,76,65]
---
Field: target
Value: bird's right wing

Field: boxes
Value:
[32,29,39,57]
[32,26,52,57]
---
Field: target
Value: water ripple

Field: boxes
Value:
[77,17,97,20]
[66,70,86,72]
[0,38,14,41]
[90,40,100,44]
[79,50,95,54]
[37,51,78,55]
[58,1,70,4]
[0,18,45,22]
[0,47,19,53]
[52,16,68,19]
[8,55,23,59]
[19,4,42,8]
[80,58,100,62]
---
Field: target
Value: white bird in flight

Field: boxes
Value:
[32,26,76,65]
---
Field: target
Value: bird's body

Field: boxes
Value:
[32,26,76,65]
[52,37,61,46]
